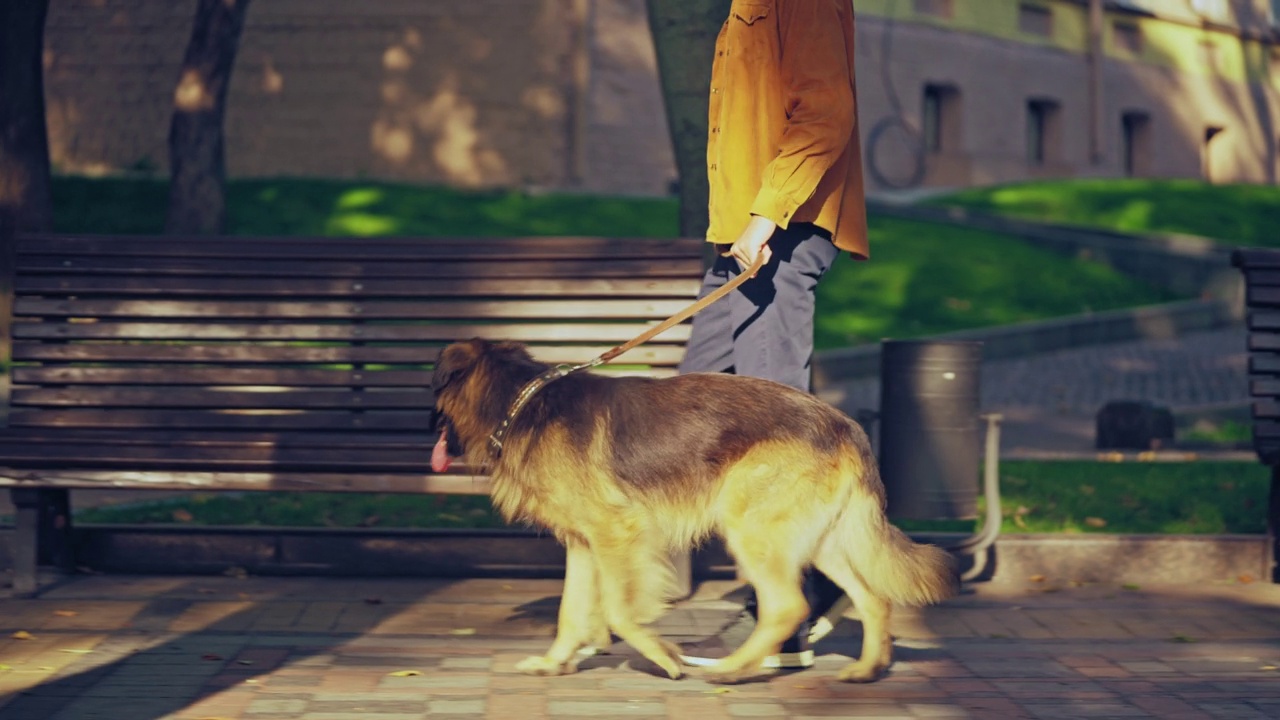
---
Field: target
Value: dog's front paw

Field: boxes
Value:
[515,655,577,676]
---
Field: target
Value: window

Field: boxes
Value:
[1272,0,1280,26]
[922,84,962,154]
[1121,112,1151,177]
[1113,22,1142,55]
[1191,0,1231,23]
[1200,40,1219,68]
[1203,126,1225,182]
[1027,99,1061,165]
[913,0,954,19]
[1019,4,1053,37]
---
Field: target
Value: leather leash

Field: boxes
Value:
[486,253,765,457]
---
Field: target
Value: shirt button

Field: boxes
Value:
[711,127,719,133]
[711,87,719,94]
[710,164,718,170]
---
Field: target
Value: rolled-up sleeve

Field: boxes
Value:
[749,0,856,228]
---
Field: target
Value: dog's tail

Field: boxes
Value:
[836,464,959,607]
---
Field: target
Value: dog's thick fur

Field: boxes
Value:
[431,339,957,684]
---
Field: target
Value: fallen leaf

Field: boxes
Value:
[59,649,93,654]
[1084,517,1107,528]
[1029,574,1046,583]
[387,670,422,677]
[11,631,34,640]
[706,687,732,694]
[1238,574,1255,584]
[1137,451,1156,462]
[502,584,513,591]
[172,509,194,522]
[450,628,477,636]
[53,610,79,618]
[1261,665,1277,671]
[0,664,11,671]
[201,653,224,661]
[1121,583,1141,591]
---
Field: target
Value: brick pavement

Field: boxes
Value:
[1,575,1278,719]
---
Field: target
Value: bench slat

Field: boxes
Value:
[16,276,702,298]
[1249,355,1280,375]
[14,321,693,343]
[1250,378,1280,397]
[10,408,436,430]
[18,255,702,279]
[0,427,436,447]
[13,387,435,410]
[15,298,694,321]
[0,468,492,494]
[18,235,704,260]
[12,342,686,366]
[12,365,674,387]
[0,441,440,471]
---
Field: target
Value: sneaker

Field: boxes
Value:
[807,594,853,645]
[678,611,815,670]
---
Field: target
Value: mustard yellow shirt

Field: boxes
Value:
[706,0,869,259]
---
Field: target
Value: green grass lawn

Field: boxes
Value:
[71,461,1269,536]
[52,176,1181,350]
[928,178,1280,247]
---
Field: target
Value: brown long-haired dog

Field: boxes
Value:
[430,339,957,684]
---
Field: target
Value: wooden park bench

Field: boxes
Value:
[1231,248,1280,583]
[0,227,705,595]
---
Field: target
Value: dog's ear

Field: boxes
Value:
[490,341,534,363]
[432,339,485,393]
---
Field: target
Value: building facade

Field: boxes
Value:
[41,0,1280,196]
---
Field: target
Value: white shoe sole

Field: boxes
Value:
[679,649,815,670]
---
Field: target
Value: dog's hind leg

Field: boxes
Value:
[702,532,810,684]
[812,543,893,683]
[516,540,607,676]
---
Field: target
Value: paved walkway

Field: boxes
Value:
[821,325,1250,456]
[1,575,1278,719]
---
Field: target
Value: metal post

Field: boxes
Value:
[1270,465,1279,583]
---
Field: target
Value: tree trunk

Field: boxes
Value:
[647,0,730,239]
[0,0,54,233]
[165,0,252,235]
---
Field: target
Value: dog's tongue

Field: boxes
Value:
[431,433,452,473]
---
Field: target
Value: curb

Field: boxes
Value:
[0,525,1268,587]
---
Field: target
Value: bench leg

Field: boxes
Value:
[11,489,40,597]
[9,488,74,597]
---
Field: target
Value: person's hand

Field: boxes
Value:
[723,215,777,276]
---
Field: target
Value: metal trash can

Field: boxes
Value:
[878,339,983,520]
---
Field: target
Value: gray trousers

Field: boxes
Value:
[678,224,840,392]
